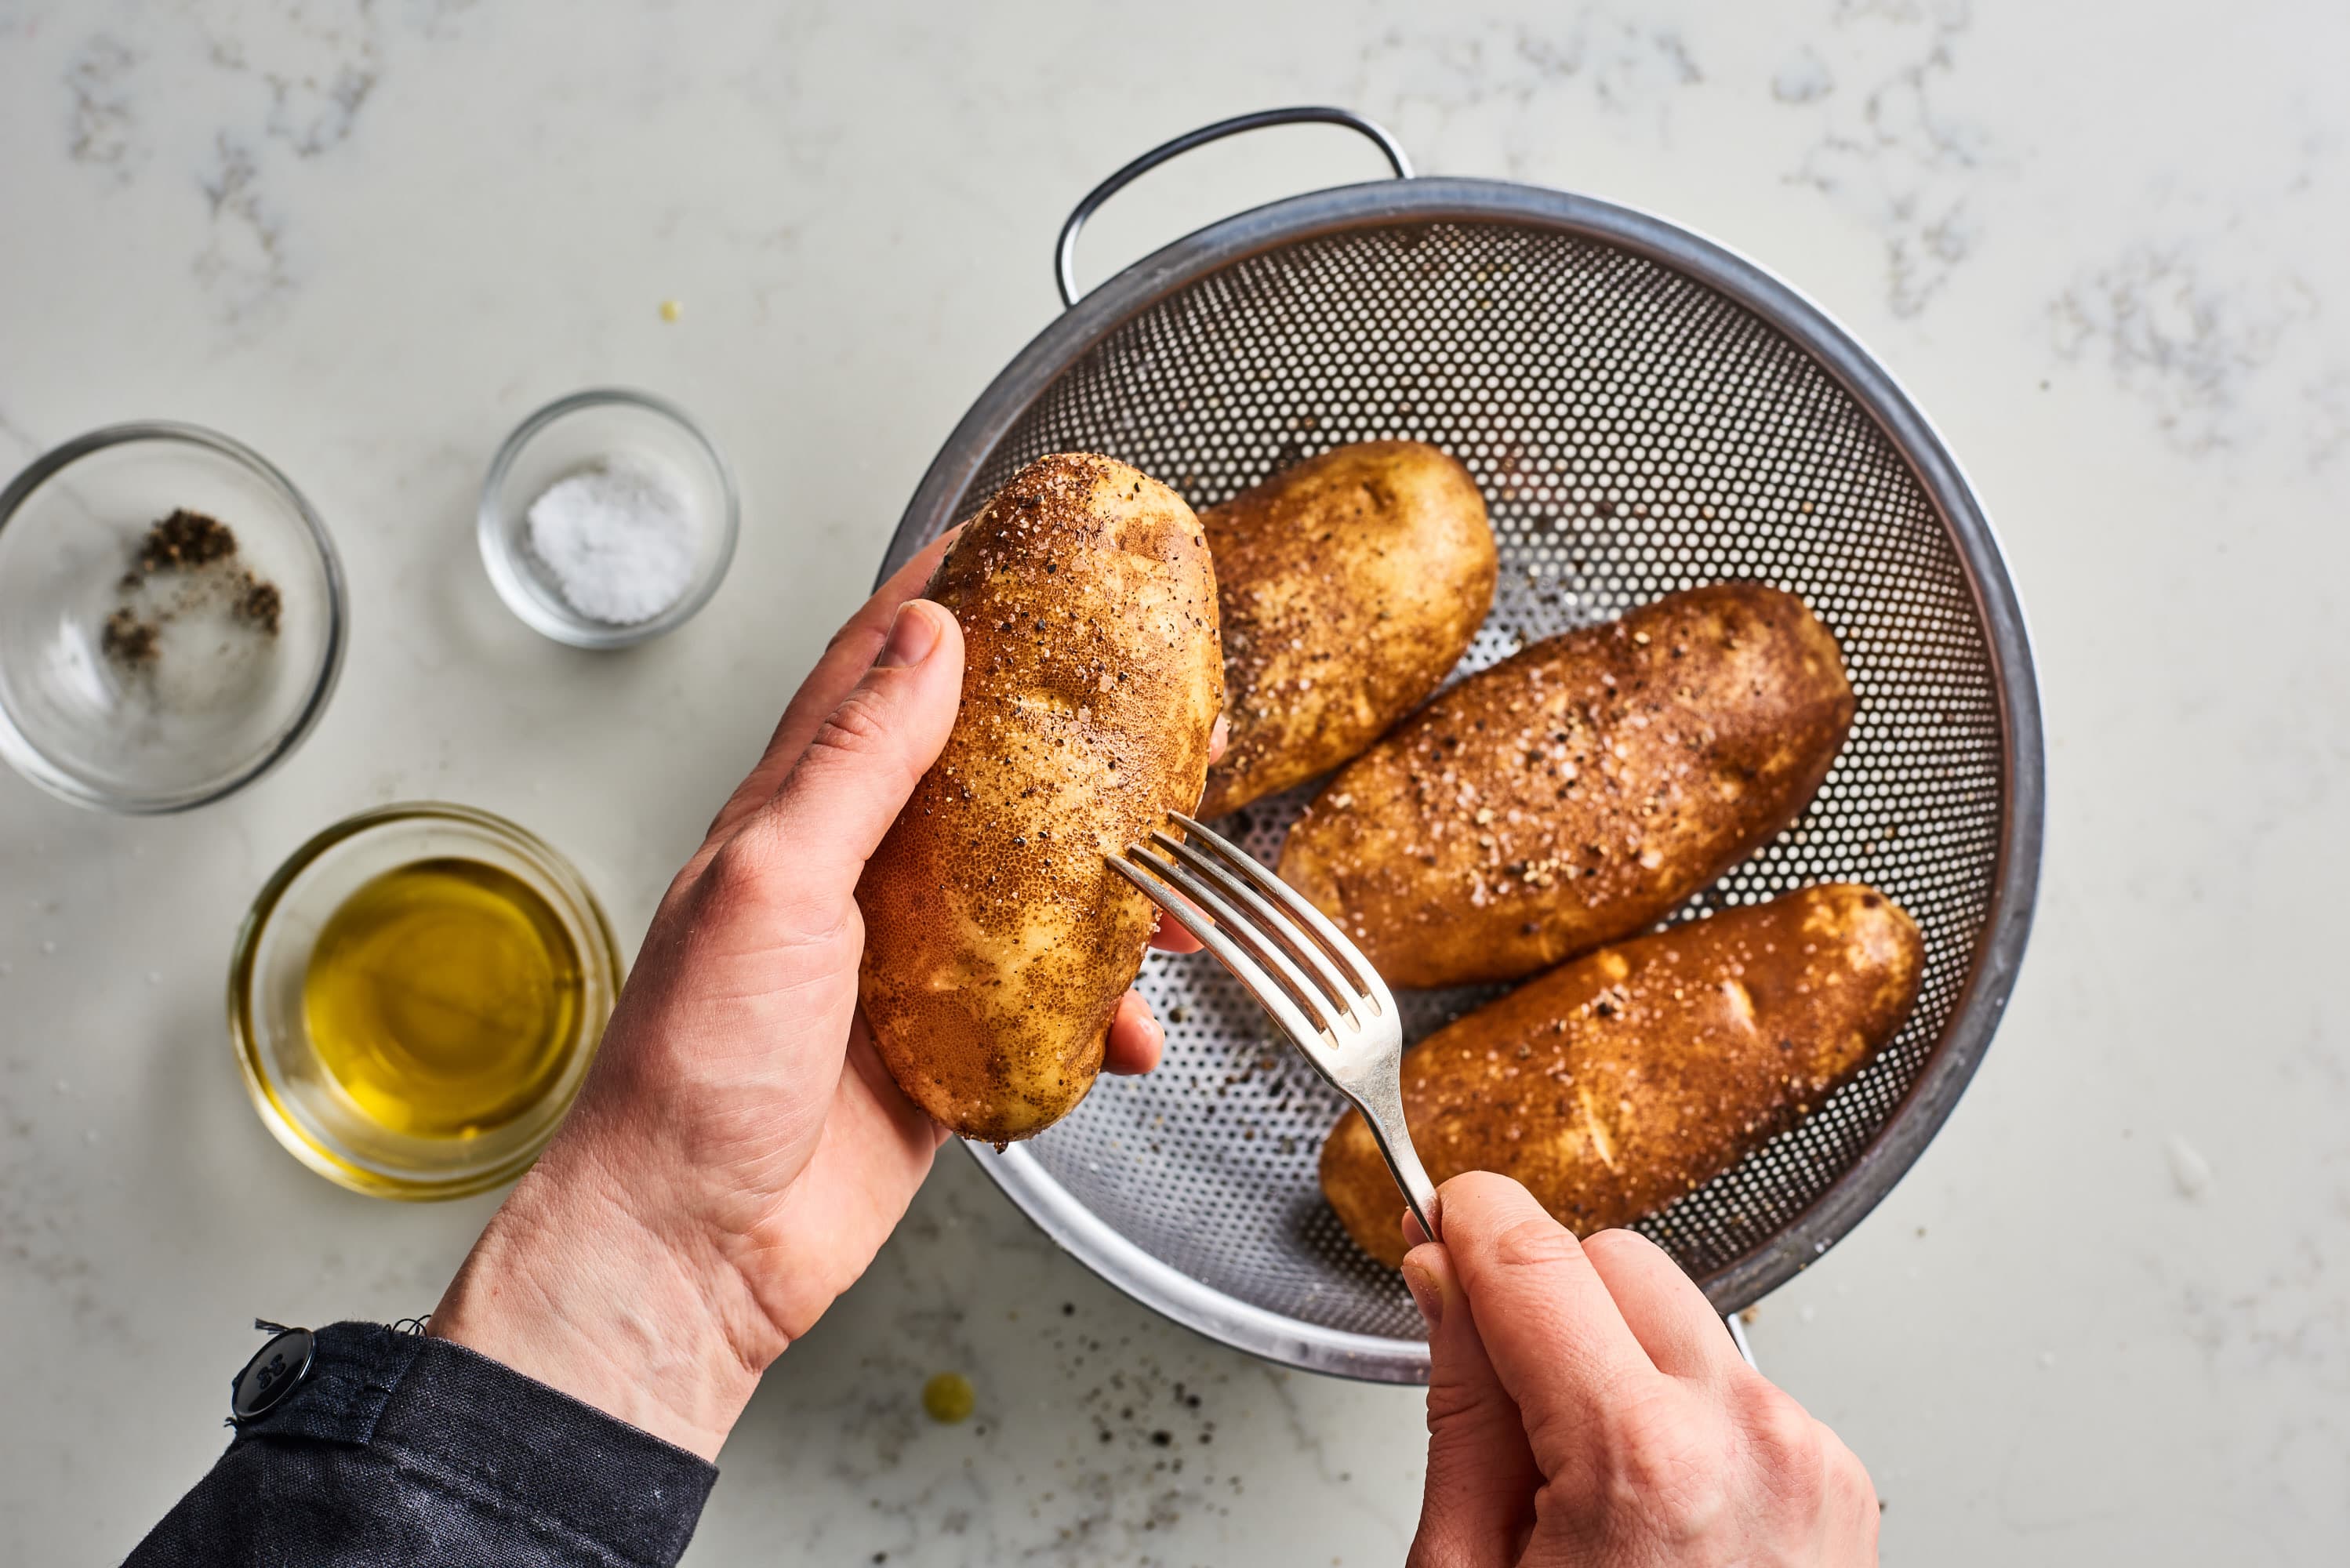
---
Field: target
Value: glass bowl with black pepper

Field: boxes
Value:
[477,387,739,649]
[0,423,347,812]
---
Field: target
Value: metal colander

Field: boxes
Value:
[879,110,2043,1382]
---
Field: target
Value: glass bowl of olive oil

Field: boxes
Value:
[229,803,624,1199]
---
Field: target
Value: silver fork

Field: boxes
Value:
[1109,810,1440,1245]
[1111,812,1763,1370]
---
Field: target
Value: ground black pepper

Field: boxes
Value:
[100,509,285,670]
[100,607,159,666]
[133,509,239,575]
[235,573,282,636]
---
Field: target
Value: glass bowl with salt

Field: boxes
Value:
[478,388,738,649]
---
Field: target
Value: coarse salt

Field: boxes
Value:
[525,457,699,625]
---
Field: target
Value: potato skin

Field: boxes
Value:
[1199,441,1496,817]
[1279,583,1853,989]
[858,454,1222,1142]
[1320,884,1923,1267]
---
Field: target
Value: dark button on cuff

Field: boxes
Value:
[231,1327,315,1421]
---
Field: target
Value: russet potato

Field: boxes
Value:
[858,453,1222,1142]
[1320,884,1923,1266]
[1199,441,1496,818]
[1279,583,1854,989]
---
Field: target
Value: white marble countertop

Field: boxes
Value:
[3,2,2346,1563]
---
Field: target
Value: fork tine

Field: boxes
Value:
[1108,857,1330,1051]
[1149,829,1363,1025]
[1122,843,1342,1037]
[1168,811,1387,1007]
[1118,826,1440,1247]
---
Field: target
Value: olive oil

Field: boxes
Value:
[302,858,583,1138]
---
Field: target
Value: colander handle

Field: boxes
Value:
[1055,106,1414,307]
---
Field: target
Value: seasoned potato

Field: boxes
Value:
[1199,441,1496,817]
[1320,884,1923,1266]
[1280,583,1853,989]
[858,453,1222,1142]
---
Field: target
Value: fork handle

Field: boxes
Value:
[1353,1074,1441,1244]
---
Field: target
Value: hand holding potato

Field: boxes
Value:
[430,529,1185,1458]
[1403,1174,1879,1567]
[859,453,1224,1142]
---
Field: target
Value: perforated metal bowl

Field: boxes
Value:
[879,109,2043,1382]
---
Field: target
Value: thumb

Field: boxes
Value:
[738,598,964,903]
[1404,1242,1542,1568]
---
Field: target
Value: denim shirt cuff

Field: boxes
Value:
[231,1321,717,1563]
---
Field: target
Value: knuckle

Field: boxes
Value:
[701,833,780,906]
[802,687,926,796]
[698,825,837,946]
[807,688,899,764]
[1578,1227,1651,1271]
[1601,1389,1730,1539]
[1753,1385,1821,1457]
[1421,1373,1488,1432]
[1824,1431,1880,1527]
[1742,1383,1829,1501]
[1490,1211,1583,1274]
[1614,1391,1701,1477]
[695,834,790,931]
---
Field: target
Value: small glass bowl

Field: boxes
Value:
[0,423,347,812]
[478,388,739,648]
[227,802,625,1200]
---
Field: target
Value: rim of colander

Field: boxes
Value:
[884,175,2045,1384]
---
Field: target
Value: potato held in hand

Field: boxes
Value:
[1280,583,1854,989]
[858,454,1222,1142]
[1320,884,1923,1266]
[1200,441,1496,817]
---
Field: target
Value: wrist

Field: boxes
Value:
[430,1134,778,1461]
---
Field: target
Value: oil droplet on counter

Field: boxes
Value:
[921,1371,975,1424]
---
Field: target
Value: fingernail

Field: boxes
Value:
[1400,1260,1443,1330]
[878,602,941,669]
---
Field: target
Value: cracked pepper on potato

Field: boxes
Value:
[1280,582,1855,989]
